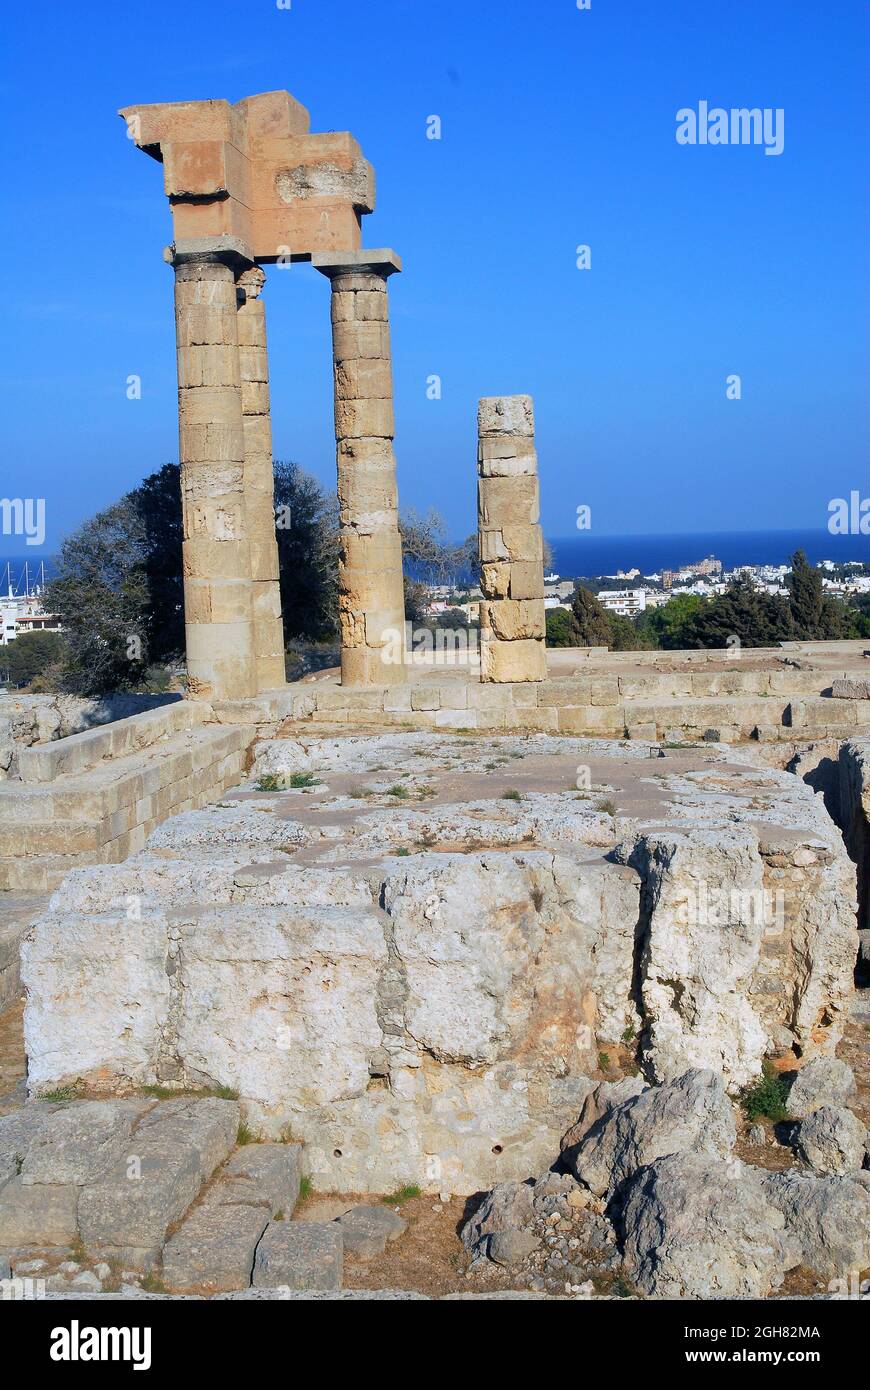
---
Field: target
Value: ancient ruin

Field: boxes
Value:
[0,87,867,1304]
[120,90,409,697]
[478,395,547,683]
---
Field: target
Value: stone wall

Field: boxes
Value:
[0,702,252,893]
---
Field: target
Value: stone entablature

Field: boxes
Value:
[119,91,373,260]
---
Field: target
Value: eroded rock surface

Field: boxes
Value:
[20,733,861,1195]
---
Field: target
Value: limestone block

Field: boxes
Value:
[252,1222,343,1291]
[334,397,394,440]
[480,562,511,598]
[176,342,240,390]
[173,907,386,1109]
[478,475,540,528]
[501,525,543,563]
[240,379,269,416]
[337,646,394,687]
[217,1143,303,1216]
[337,1204,406,1256]
[479,529,510,562]
[337,466,398,516]
[831,677,870,699]
[21,915,172,1093]
[481,638,548,684]
[237,345,269,383]
[20,1101,145,1187]
[508,561,546,601]
[352,291,389,322]
[179,420,245,465]
[478,395,534,438]
[480,599,545,642]
[177,306,238,349]
[331,320,390,362]
[0,1179,79,1246]
[162,1201,270,1293]
[77,1100,239,1259]
[335,359,392,401]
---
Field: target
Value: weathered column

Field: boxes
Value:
[313,249,406,685]
[477,394,547,682]
[236,266,286,692]
[171,237,257,701]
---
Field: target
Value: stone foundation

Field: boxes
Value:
[21,731,857,1195]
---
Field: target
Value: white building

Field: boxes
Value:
[597,588,647,617]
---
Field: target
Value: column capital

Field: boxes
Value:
[312,248,401,279]
[165,235,256,272]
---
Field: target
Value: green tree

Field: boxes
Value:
[607,612,654,651]
[682,576,791,649]
[570,586,613,646]
[635,593,704,650]
[45,493,154,694]
[545,607,580,647]
[273,460,339,643]
[3,631,66,688]
[787,549,852,640]
[45,460,342,696]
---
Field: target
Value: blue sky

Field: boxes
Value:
[1,0,866,551]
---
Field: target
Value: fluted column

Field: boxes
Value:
[313,249,406,685]
[236,266,286,692]
[171,238,257,701]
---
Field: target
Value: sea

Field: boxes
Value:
[2,528,868,591]
[547,529,870,580]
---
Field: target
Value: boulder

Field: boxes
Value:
[794,1107,867,1175]
[560,1076,648,1161]
[570,1069,736,1200]
[620,1153,799,1298]
[460,1181,535,1260]
[760,1169,870,1278]
[785,1057,856,1119]
[336,1205,407,1257]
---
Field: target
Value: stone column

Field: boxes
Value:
[477,394,547,682]
[171,237,257,701]
[313,249,406,686]
[236,266,286,692]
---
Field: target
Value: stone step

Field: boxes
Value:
[15,700,203,784]
[0,855,93,894]
[0,726,250,825]
[0,820,105,858]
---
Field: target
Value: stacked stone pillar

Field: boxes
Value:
[313,250,406,685]
[172,240,258,701]
[236,266,286,691]
[477,395,547,682]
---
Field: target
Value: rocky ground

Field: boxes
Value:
[2,728,868,1298]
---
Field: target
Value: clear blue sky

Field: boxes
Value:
[1,0,866,550]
